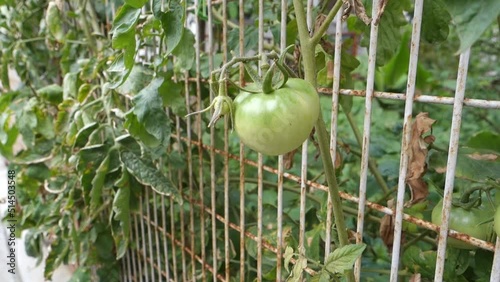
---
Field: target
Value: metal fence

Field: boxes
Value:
[119,0,500,281]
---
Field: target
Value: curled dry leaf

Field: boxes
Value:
[374,0,389,25]
[343,0,371,25]
[406,112,436,206]
[379,199,405,249]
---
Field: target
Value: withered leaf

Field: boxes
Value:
[343,0,371,24]
[379,199,403,250]
[409,273,421,282]
[406,112,436,205]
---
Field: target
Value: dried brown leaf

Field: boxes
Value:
[284,148,297,170]
[409,273,421,282]
[374,0,388,25]
[379,199,402,250]
[467,153,498,161]
[350,0,371,25]
[379,213,394,248]
[406,112,436,205]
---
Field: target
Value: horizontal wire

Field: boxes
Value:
[135,214,228,282]
[137,199,319,277]
[176,134,496,252]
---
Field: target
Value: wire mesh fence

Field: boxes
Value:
[118,0,500,281]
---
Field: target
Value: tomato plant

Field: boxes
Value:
[431,199,495,249]
[233,78,319,156]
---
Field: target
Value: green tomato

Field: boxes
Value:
[431,199,495,249]
[233,78,320,156]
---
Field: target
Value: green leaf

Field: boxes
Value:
[283,246,294,273]
[63,72,80,100]
[376,30,411,90]
[124,113,161,148]
[305,224,322,261]
[77,84,92,103]
[38,84,63,105]
[107,54,135,89]
[429,149,500,182]
[1,50,12,91]
[444,0,500,54]
[111,5,141,49]
[421,0,451,43]
[73,122,99,148]
[324,244,366,274]
[172,28,195,71]
[361,0,409,66]
[90,153,110,214]
[124,0,148,9]
[310,270,331,282]
[44,239,69,280]
[68,268,92,282]
[120,150,182,203]
[132,77,171,147]
[46,1,65,42]
[25,163,51,182]
[116,65,153,96]
[159,74,186,116]
[161,1,185,55]
[112,168,131,259]
[17,109,37,147]
[35,109,55,140]
[55,99,76,134]
[152,0,164,18]
[466,131,500,153]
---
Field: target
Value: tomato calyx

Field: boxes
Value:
[185,45,298,129]
[185,95,233,128]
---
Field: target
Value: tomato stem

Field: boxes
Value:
[292,0,356,281]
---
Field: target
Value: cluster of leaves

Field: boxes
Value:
[0,0,193,280]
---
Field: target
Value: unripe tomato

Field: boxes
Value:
[431,199,495,249]
[233,78,320,156]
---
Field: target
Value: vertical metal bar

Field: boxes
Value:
[161,195,171,281]
[175,116,188,281]
[139,200,149,282]
[194,0,207,280]
[122,242,133,281]
[238,0,246,281]
[299,140,309,280]
[276,2,288,280]
[306,0,313,31]
[184,70,197,281]
[355,0,381,277]
[434,48,470,281]
[130,215,139,281]
[206,0,218,279]
[134,213,144,282]
[327,5,343,260]
[490,237,500,282]
[152,192,162,280]
[221,1,231,280]
[145,188,156,281]
[390,1,425,280]
[257,0,264,280]
[170,197,179,281]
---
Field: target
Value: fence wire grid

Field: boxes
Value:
[117,0,500,281]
